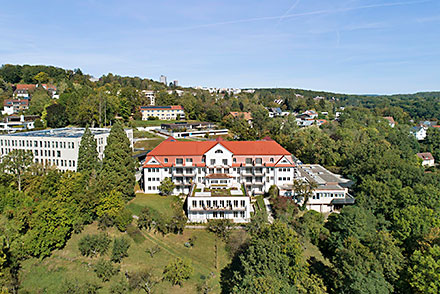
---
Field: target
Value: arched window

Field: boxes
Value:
[215,150,223,153]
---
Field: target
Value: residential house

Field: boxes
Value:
[267,107,290,118]
[143,137,297,222]
[383,116,396,128]
[2,99,29,115]
[141,90,156,106]
[411,126,427,141]
[228,112,253,125]
[417,152,435,167]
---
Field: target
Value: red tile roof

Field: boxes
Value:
[383,116,396,125]
[148,137,291,156]
[229,112,252,121]
[417,152,434,161]
[15,84,36,90]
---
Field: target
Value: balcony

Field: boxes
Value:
[190,205,247,211]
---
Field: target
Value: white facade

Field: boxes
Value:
[141,90,156,106]
[143,138,297,223]
[2,106,14,116]
[280,164,354,213]
[140,106,185,120]
[412,127,427,141]
[0,128,133,172]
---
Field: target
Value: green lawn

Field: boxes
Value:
[134,138,165,151]
[20,223,231,293]
[127,193,179,218]
[133,129,161,139]
[21,193,231,293]
[254,195,268,221]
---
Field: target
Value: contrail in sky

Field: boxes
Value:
[277,0,301,25]
[174,0,430,31]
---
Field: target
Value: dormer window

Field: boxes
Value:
[233,158,237,163]
[215,150,223,153]
[270,158,274,163]
[164,158,168,163]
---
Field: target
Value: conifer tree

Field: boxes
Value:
[77,125,99,174]
[100,122,135,200]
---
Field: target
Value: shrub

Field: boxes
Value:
[114,208,132,232]
[138,207,154,231]
[111,237,130,263]
[78,233,111,257]
[207,219,232,241]
[94,259,120,282]
[163,258,193,286]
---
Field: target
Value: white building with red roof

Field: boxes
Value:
[417,152,435,167]
[143,137,297,223]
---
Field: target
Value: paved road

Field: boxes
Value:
[263,198,275,224]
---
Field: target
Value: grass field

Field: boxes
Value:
[19,194,231,294]
[127,193,179,218]
[254,195,268,221]
[134,138,165,151]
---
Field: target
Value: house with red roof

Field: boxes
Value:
[2,99,29,115]
[417,152,435,167]
[383,116,396,128]
[228,112,253,125]
[143,137,296,223]
[140,105,184,120]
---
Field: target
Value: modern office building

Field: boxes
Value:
[0,128,133,172]
[140,105,185,120]
[160,75,167,85]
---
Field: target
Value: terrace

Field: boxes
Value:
[190,183,247,197]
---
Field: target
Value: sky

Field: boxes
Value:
[1,0,439,94]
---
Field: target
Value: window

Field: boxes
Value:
[192,200,197,207]
[222,159,228,165]
[215,150,223,153]
[164,158,168,163]
[233,211,238,218]
[234,200,238,207]
[186,158,193,163]
[240,200,245,207]
[213,200,218,207]
[210,159,215,165]
[176,158,183,164]
[213,212,218,218]
[220,200,225,207]
[255,158,262,164]
[245,158,252,164]
[233,158,237,163]
[240,211,245,218]
[219,212,225,218]
[270,158,274,163]
[199,200,204,207]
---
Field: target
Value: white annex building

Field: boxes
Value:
[0,128,133,172]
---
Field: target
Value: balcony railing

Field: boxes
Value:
[190,205,247,211]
